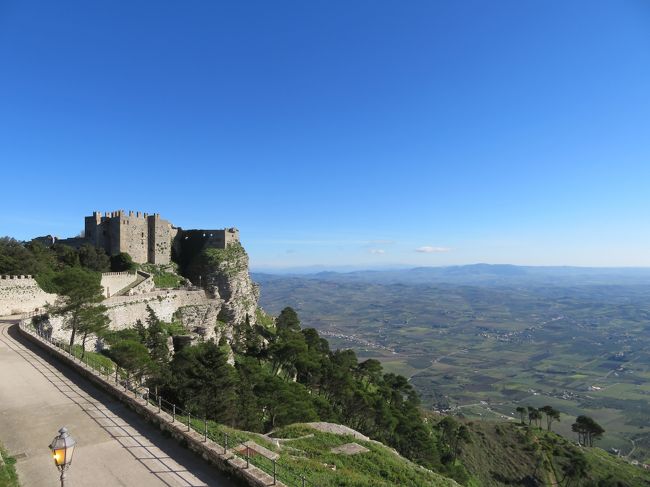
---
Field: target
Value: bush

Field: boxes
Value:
[110,252,136,272]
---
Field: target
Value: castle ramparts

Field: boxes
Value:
[40,210,240,265]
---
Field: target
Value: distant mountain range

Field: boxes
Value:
[254,263,650,286]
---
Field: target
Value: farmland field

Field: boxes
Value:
[255,266,650,463]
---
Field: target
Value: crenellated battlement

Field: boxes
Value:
[91,210,163,221]
[1,275,34,280]
[80,210,239,266]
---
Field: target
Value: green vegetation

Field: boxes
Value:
[187,242,247,280]
[255,307,275,328]
[140,263,184,288]
[69,344,116,373]
[261,424,458,487]
[103,306,172,382]
[152,272,183,288]
[572,415,605,447]
[201,242,246,267]
[103,305,469,483]
[109,252,136,272]
[0,444,19,487]
[45,267,108,352]
[160,320,187,336]
[454,419,650,486]
[0,238,111,290]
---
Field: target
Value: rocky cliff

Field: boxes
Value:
[186,242,260,328]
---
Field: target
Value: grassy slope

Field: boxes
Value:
[182,419,459,487]
[270,424,459,487]
[458,420,650,487]
[0,445,19,487]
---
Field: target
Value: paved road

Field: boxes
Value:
[0,321,239,487]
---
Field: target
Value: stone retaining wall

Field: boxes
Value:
[100,271,138,298]
[0,276,56,316]
[103,289,212,328]
[17,322,286,487]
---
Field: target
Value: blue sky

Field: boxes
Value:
[1,1,649,269]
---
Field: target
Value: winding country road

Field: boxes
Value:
[0,320,237,487]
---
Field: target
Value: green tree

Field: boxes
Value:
[516,406,527,424]
[145,306,169,366]
[560,451,588,487]
[275,307,301,333]
[110,252,136,272]
[357,359,383,390]
[48,267,104,347]
[169,342,238,425]
[109,340,153,385]
[572,415,604,446]
[52,244,79,268]
[541,405,561,431]
[528,406,542,428]
[257,375,318,429]
[77,304,110,358]
[134,319,148,344]
[78,244,110,272]
[234,356,265,431]
[269,327,308,377]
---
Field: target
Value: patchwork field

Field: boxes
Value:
[255,269,650,463]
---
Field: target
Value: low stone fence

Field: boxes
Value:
[17,321,299,487]
[125,270,155,295]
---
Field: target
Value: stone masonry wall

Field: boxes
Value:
[103,290,214,328]
[100,271,138,298]
[0,276,57,316]
[119,214,149,263]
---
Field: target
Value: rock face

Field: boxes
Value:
[188,243,260,328]
[175,302,221,340]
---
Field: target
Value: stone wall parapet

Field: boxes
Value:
[104,289,206,306]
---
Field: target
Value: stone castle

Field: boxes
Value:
[47,210,239,265]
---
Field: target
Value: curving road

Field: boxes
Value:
[0,321,238,487]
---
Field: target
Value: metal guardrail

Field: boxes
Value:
[19,319,316,487]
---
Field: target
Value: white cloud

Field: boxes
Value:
[369,249,386,254]
[415,246,450,253]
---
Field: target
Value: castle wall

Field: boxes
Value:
[100,271,139,298]
[0,275,57,316]
[103,290,211,329]
[148,215,173,265]
[118,212,149,263]
[79,211,239,266]
[84,213,101,247]
[108,216,122,256]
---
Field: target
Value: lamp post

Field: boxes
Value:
[49,427,76,487]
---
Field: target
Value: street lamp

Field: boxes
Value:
[49,427,76,487]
